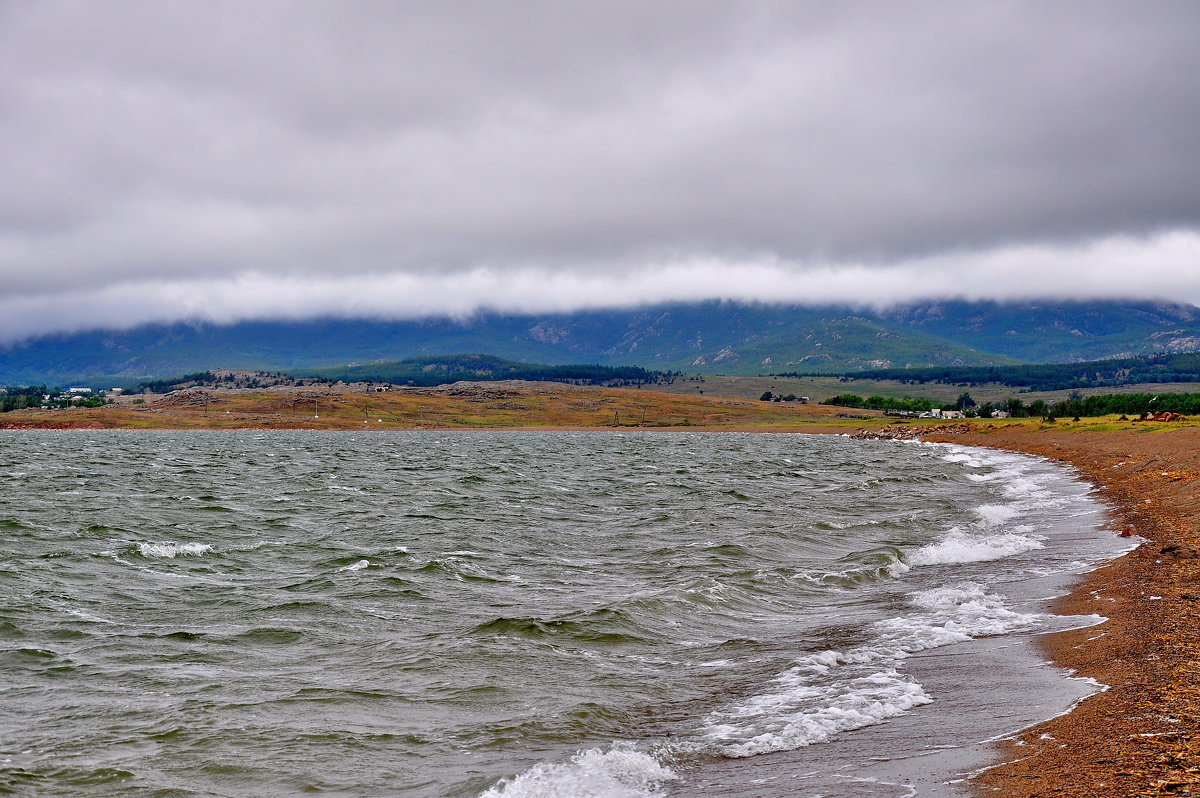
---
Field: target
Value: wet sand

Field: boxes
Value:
[916,424,1200,797]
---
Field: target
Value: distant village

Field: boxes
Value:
[0,385,122,412]
[889,407,1009,420]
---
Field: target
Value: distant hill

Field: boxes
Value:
[880,300,1200,362]
[131,357,671,393]
[3,299,1200,385]
[297,354,669,387]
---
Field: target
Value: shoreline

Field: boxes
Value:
[916,426,1200,797]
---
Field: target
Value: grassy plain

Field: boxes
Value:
[5,378,1200,441]
[5,379,1200,436]
[657,374,1200,406]
[0,382,879,431]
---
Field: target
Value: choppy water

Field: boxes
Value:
[0,431,1127,797]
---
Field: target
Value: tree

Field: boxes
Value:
[759,391,773,401]
[956,392,977,410]
[1003,398,1027,417]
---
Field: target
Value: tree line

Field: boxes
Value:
[301,354,674,387]
[775,352,1200,391]
[1044,393,1200,418]
[820,394,940,413]
[819,390,1200,420]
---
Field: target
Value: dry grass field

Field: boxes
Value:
[5,381,1199,439]
[656,374,1200,406]
[0,381,879,431]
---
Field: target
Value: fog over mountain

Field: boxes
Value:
[4,299,1200,385]
[2,1,1198,344]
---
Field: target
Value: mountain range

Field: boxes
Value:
[3,299,1200,385]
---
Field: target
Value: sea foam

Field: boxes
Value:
[700,582,1039,757]
[479,744,678,798]
[137,542,214,558]
[907,443,1067,568]
[703,663,932,757]
[908,528,1044,566]
[974,503,1021,525]
[876,583,1040,648]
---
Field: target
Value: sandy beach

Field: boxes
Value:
[908,424,1200,797]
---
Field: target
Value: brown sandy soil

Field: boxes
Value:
[908,423,1200,797]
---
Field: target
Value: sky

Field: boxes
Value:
[2,0,1199,343]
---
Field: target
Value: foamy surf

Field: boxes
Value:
[900,443,1071,571]
[700,582,1041,757]
[479,744,678,798]
[909,528,1045,566]
[878,583,1041,648]
[703,663,933,757]
[136,542,214,558]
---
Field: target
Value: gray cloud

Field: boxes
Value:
[1,0,1198,338]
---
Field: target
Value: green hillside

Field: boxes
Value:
[297,355,671,387]
[817,352,1200,391]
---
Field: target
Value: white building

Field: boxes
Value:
[919,408,965,419]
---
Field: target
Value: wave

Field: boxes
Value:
[876,582,1039,648]
[902,443,1070,568]
[410,558,523,584]
[974,503,1021,525]
[908,527,1044,566]
[699,582,1039,757]
[479,743,677,798]
[136,542,214,558]
[470,608,648,644]
[803,547,911,587]
[224,626,305,645]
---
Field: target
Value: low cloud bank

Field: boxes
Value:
[2,230,1196,345]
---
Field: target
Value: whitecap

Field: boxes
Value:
[699,582,1039,757]
[877,583,1040,647]
[137,542,214,558]
[939,451,990,468]
[479,743,677,798]
[340,559,370,572]
[704,665,932,757]
[973,503,1021,525]
[908,529,1044,566]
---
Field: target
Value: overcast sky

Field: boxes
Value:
[2,0,1199,342]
